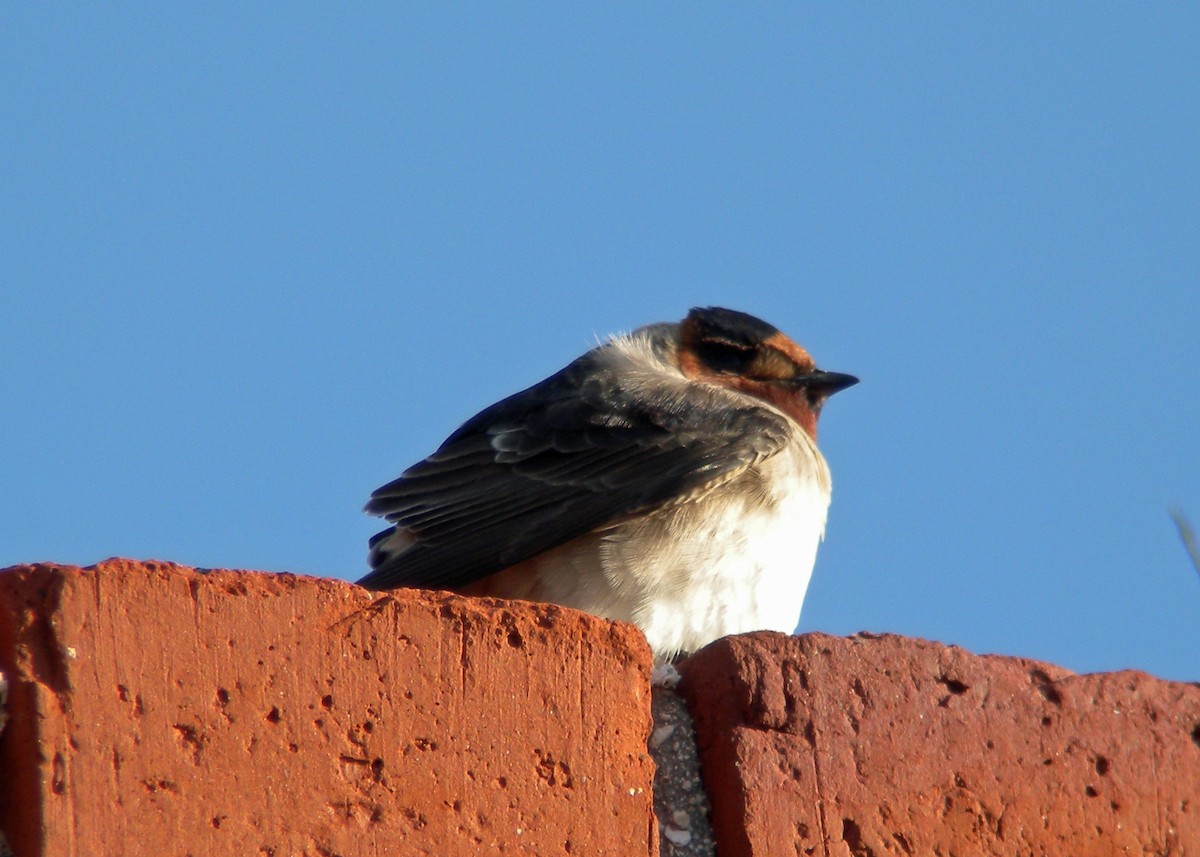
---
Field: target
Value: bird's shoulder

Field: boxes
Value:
[444,330,792,459]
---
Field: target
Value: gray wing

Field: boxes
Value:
[357,350,790,591]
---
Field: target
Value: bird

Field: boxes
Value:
[358,306,857,661]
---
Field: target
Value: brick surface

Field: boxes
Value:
[678,631,1200,857]
[0,560,656,857]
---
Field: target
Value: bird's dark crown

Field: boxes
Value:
[685,307,779,348]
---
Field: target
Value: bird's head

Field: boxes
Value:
[676,306,858,439]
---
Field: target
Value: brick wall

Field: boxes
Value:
[2,560,1198,856]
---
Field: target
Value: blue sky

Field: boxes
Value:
[4,6,1198,680]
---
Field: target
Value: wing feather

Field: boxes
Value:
[358,347,789,591]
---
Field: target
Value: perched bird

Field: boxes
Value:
[359,307,856,660]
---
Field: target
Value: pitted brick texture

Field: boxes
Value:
[0,560,656,857]
[678,631,1200,857]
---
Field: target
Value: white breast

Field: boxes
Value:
[519,434,833,659]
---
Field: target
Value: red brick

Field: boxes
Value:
[678,631,1200,857]
[0,560,657,857]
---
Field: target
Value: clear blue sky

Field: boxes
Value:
[4,7,1198,680]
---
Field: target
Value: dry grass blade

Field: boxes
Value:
[1169,507,1200,579]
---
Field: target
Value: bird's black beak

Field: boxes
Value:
[794,369,859,397]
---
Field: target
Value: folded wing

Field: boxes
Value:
[358,351,790,591]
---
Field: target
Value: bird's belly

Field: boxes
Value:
[626,479,828,658]
[501,460,831,660]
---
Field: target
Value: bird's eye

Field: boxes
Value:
[695,340,754,374]
[747,348,798,382]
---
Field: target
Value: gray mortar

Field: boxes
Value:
[649,686,716,857]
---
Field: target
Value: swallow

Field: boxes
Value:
[358,307,857,660]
